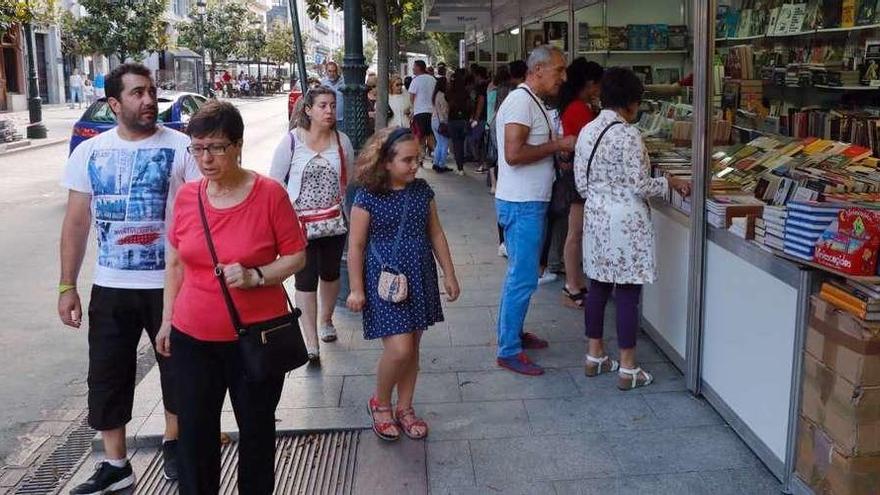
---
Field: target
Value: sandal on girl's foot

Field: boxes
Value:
[585,354,620,377]
[617,367,654,391]
[562,286,587,309]
[367,397,400,441]
[395,406,429,440]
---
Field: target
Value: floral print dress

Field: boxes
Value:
[573,109,669,285]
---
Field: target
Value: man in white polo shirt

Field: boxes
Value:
[494,45,575,376]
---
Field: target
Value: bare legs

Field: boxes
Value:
[564,203,586,294]
[318,279,340,327]
[295,291,319,352]
[374,331,425,436]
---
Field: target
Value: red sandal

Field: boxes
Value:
[395,406,429,440]
[367,397,400,441]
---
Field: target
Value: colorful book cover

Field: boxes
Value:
[649,24,669,50]
[857,0,879,25]
[842,0,857,27]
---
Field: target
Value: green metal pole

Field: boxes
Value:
[287,0,310,93]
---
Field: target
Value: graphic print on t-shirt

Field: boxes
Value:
[88,147,173,271]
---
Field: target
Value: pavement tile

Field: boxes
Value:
[276,375,343,409]
[289,349,381,377]
[524,395,658,436]
[426,440,475,489]
[340,372,462,407]
[458,369,580,401]
[469,433,619,485]
[275,406,370,432]
[644,391,724,428]
[421,346,499,373]
[554,473,707,495]
[354,434,427,495]
[697,468,781,494]
[603,426,763,475]
[420,400,529,441]
[431,481,557,495]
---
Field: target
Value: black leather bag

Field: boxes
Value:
[197,185,308,381]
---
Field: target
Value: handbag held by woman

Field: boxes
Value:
[197,186,309,381]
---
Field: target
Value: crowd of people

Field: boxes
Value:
[67,68,105,109]
[57,46,692,493]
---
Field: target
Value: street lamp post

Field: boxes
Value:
[197,0,208,97]
[341,0,368,151]
[23,3,47,139]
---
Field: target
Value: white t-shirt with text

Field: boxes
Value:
[63,126,201,289]
[408,74,437,115]
[494,84,555,202]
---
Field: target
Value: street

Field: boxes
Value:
[0,95,289,463]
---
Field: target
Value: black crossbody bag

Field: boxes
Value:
[197,184,308,381]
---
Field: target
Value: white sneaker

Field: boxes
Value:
[538,270,558,285]
[307,347,320,364]
[319,322,338,342]
[456,169,465,176]
[497,244,508,258]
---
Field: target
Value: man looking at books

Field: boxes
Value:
[494,45,576,376]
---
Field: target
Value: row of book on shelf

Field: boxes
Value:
[717,0,880,40]
[579,24,688,52]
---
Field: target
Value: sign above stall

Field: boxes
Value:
[437,11,492,27]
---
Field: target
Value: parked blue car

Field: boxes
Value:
[69,92,208,155]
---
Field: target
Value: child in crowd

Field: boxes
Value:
[346,127,460,441]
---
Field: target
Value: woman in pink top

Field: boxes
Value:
[155,101,306,494]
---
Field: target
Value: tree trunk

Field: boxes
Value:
[389,25,398,74]
[374,0,389,130]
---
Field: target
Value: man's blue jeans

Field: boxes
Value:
[495,199,548,359]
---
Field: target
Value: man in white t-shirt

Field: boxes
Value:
[408,60,436,163]
[59,63,200,494]
[494,45,575,376]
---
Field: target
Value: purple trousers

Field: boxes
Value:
[584,280,642,349]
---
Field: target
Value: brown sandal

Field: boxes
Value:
[395,406,429,440]
[367,397,400,441]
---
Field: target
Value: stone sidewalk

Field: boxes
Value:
[63,167,781,494]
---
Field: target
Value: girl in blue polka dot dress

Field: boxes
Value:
[347,127,460,442]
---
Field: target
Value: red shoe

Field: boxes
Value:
[521,332,549,349]
[497,352,544,376]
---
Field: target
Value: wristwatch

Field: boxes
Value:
[253,267,266,287]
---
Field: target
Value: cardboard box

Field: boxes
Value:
[797,417,880,495]
[808,296,880,387]
[801,354,880,456]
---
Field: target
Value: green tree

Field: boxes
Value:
[264,21,294,66]
[73,0,167,62]
[239,26,267,64]
[177,1,257,81]
[1,0,55,36]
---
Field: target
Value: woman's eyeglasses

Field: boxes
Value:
[187,142,234,156]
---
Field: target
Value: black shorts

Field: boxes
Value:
[413,113,432,139]
[294,234,347,292]
[87,285,177,431]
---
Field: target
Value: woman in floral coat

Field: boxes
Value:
[573,68,690,390]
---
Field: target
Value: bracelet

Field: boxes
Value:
[253,267,266,287]
[58,284,77,294]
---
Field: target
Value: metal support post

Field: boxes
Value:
[685,0,714,394]
[23,21,47,139]
[288,0,310,93]
[341,0,368,150]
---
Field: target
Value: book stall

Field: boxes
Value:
[459,0,880,493]
[637,2,880,493]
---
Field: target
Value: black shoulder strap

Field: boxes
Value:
[516,87,554,140]
[196,181,293,336]
[283,130,296,186]
[584,121,623,190]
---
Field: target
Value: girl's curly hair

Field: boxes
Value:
[355,127,417,194]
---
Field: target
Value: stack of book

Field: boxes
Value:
[756,205,787,250]
[819,280,880,321]
[783,201,843,260]
[706,195,765,228]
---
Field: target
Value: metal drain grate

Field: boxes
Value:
[14,417,95,494]
[137,430,361,494]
